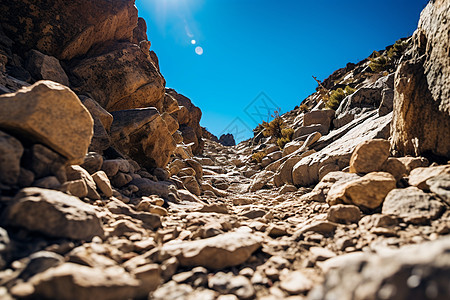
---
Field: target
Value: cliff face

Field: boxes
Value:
[391,0,450,158]
[0,0,204,167]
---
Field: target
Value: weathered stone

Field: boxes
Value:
[110,108,176,169]
[131,178,175,199]
[408,165,450,190]
[310,236,450,300]
[279,271,313,295]
[292,112,392,187]
[303,109,335,130]
[59,179,88,198]
[282,141,304,157]
[381,157,407,180]
[209,272,255,300]
[161,112,179,135]
[181,176,201,196]
[0,81,93,164]
[250,171,274,192]
[427,174,450,205]
[161,232,262,269]
[327,204,361,224]
[30,144,67,179]
[349,139,390,174]
[33,176,61,189]
[304,171,361,202]
[310,246,336,262]
[131,264,161,298]
[0,0,138,60]
[397,156,429,173]
[326,172,396,210]
[219,134,236,147]
[26,50,69,85]
[382,187,445,223]
[0,130,23,185]
[72,43,165,112]
[391,0,450,158]
[110,172,132,188]
[19,251,64,281]
[66,165,100,200]
[293,124,328,139]
[2,188,103,240]
[31,263,140,300]
[81,152,104,175]
[92,171,113,197]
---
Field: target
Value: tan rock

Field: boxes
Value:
[26,50,69,86]
[161,112,179,135]
[0,81,93,164]
[391,0,450,158]
[381,157,407,180]
[0,0,138,60]
[110,108,176,169]
[161,232,262,269]
[408,165,450,190]
[397,156,429,173]
[327,204,361,224]
[131,264,162,298]
[349,139,390,174]
[3,188,103,240]
[72,43,165,111]
[250,171,274,192]
[327,172,396,210]
[92,171,113,197]
[279,271,313,295]
[59,179,88,198]
[66,165,100,200]
[31,263,140,300]
[303,109,335,129]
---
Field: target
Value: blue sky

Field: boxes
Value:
[136,0,429,142]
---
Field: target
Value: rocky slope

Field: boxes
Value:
[0,1,449,300]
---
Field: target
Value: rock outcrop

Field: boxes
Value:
[391,0,450,158]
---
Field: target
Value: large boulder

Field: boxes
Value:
[292,112,392,187]
[26,50,69,86]
[71,42,165,112]
[110,108,176,169]
[0,81,93,164]
[0,0,138,60]
[349,139,390,174]
[391,0,450,158]
[2,188,104,240]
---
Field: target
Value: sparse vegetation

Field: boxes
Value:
[369,39,410,72]
[324,85,356,110]
[299,103,309,113]
[277,128,294,149]
[261,110,285,139]
[251,151,266,163]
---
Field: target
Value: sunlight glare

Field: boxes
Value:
[195,46,203,55]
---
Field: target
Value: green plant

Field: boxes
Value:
[325,85,356,110]
[251,151,266,163]
[387,39,409,59]
[369,55,389,72]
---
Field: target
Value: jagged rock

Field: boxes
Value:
[326,172,396,210]
[19,251,64,281]
[219,134,236,146]
[0,81,93,164]
[274,150,315,187]
[101,159,130,177]
[110,108,176,169]
[303,109,335,131]
[349,139,390,174]
[0,0,138,60]
[110,172,132,188]
[181,176,201,196]
[92,171,113,197]
[382,187,445,223]
[161,232,262,269]
[408,165,450,190]
[391,0,450,158]
[80,97,113,152]
[66,165,101,200]
[163,93,180,114]
[161,112,179,135]
[30,263,140,300]
[427,174,450,204]
[26,50,69,85]
[293,125,328,139]
[327,204,361,224]
[282,140,304,157]
[71,42,165,112]
[292,112,392,187]
[131,178,176,199]
[59,179,88,198]
[131,264,162,298]
[2,188,103,240]
[309,237,450,300]
[167,89,204,155]
[397,156,429,173]
[0,130,23,186]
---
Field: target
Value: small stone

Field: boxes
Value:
[81,152,104,174]
[408,165,450,190]
[111,172,132,188]
[327,204,361,224]
[66,165,100,200]
[381,157,407,180]
[267,224,288,237]
[310,247,336,262]
[59,179,88,198]
[349,139,390,174]
[279,270,313,294]
[92,171,113,197]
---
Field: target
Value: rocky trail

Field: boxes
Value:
[0,0,450,299]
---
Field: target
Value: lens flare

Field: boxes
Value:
[191,39,196,45]
[195,46,204,55]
